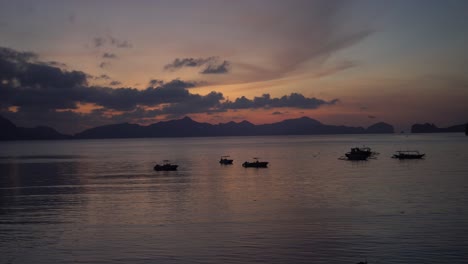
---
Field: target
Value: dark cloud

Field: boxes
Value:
[0,47,37,62]
[44,61,67,68]
[109,81,122,86]
[102,52,118,59]
[159,91,224,117]
[88,74,111,80]
[222,93,338,110]
[148,79,164,87]
[164,57,231,74]
[201,60,230,74]
[164,57,214,70]
[272,111,283,115]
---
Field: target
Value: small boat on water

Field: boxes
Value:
[343,146,378,161]
[219,155,233,165]
[242,157,268,168]
[154,160,178,171]
[392,150,425,159]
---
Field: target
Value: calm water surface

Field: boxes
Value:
[1,134,468,263]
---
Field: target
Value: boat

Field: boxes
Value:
[154,160,178,171]
[343,147,377,160]
[242,157,268,168]
[392,150,425,159]
[219,155,233,165]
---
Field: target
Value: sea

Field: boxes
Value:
[1,134,467,264]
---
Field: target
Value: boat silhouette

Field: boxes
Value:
[392,150,425,159]
[242,157,268,168]
[219,155,233,165]
[342,147,378,160]
[154,160,178,171]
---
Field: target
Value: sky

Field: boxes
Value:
[0,0,467,134]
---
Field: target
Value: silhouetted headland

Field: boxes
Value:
[411,122,467,133]
[0,115,70,140]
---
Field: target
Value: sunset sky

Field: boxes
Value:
[1,0,467,134]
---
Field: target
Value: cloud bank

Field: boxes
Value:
[0,47,337,133]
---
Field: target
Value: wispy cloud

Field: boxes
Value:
[164,57,231,74]
[201,61,230,74]
[102,52,118,59]
[230,0,372,82]
[109,81,122,86]
[92,35,133,49]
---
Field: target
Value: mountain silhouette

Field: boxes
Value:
[0,115,70,140]
[1,115,396,140]
[75,116,394,139]
[366,122,395,134]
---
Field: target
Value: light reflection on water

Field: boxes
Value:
[1,134,468,263]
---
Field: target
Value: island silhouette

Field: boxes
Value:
[3,114,465,141]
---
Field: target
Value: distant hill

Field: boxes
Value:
[75,116,394,139]
[411,123,467,133]
[1,115,395,140]
[366,122,395,134]
[0,115,70,140]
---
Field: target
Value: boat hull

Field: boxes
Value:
[219,159,233,165]
[345,153,369,160]
[154,164,178,171]
[242,161,268,168]
[392,154,425,159]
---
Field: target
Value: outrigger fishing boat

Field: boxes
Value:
[242,157,268,168]
[219,155,233,165]
[154,160,178,171]
[341,146,378,161]
[392,150,425,159]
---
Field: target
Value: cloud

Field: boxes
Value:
[222,93,338,110]
[148,79,164,87]
[0,46,37,63]
[92,35,132,49]
[99,62,110,68]
[44,61,67,68]
[368,115,376,119]
[158,91,225,117]
[272,111,283,115]
[164,57,213,70]
[109,37,132,48]
[102,52,118,59]
[231,0,373,82]
[201,60,230,74]
[313,60,357,78]
[98,74,110,80]
[109,81,122,86]
[164,57,231,74]
[93,37,106,48]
